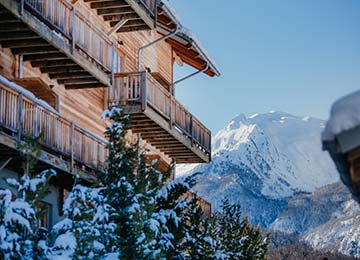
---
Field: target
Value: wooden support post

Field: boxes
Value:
[70,123,74,173]
[108,19,128,37]
[0,157,12,171]
[141,71,147,111]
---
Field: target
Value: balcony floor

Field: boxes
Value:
[0,130,96,189]
[123,105,210,164]
[0,1,110,89]
[84,0,155,33]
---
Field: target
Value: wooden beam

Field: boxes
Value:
[97,6,134,15]
[12,46,59,55]
[142,134,172,139]
[65,83,104,89]
[49,71,91,79]
[108,18,128,36]
[155,143,186,149]
[117,25,149,33]
[23,53,67,61]
[109,19,144,27]
[129,120,156,125]
[0,30,38,40]
[131,126,162,132]
[40,65,84,73]
[57,77,98,84]
[1,38,49,48]
[91,1,128,9]
[31,59,76,67]
[0,22,28,32]
[0,13,19,23]
[103,13,139,21]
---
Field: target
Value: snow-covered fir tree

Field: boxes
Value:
[48,184,114,260]
[100,108,197,260]
[202,200,269,260]
[0,136,55,260]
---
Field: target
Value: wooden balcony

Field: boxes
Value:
[108,72,211,163]
[0,78,108,182]
[0,0,115,89]
[84,0,156,33]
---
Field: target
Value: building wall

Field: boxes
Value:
[0,168,62,228]
[0,1,174,163]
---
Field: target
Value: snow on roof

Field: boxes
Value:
[322,90,360,141]
[159,0,220,76]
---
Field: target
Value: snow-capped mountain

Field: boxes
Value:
[177,111,339,225]
[177,111,360,255]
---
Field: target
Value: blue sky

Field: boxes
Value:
[171,0,360,132]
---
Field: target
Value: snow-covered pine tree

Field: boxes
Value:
[153,174,197,260]
[0,136,55,260]
[99,108,139,259]
[48,184,114,260]
[203,199,269,260]
[181,192,216,259]
[100,108,199,260]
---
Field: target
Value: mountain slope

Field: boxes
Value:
[177,111,339,227]
[177,111,360,256]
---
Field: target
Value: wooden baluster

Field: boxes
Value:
[190,115,193,146]
[17,93,23,141]
[70,7,75,53]
[70,122,74,172]
[169,96,173,129]
[34,104,39,137]
[141,72,147,111]
[20,0,24,15]
[111,43,115,86]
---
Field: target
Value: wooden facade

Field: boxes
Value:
[0,0,218,166]
[0,0,218,217]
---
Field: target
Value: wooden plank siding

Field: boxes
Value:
[0,0,210,167]
[0,0,173,135]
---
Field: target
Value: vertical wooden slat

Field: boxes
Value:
[17,93,23,140]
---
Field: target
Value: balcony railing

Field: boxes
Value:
[0,78,108,170]
[109,72,211,154]
[24,0,114,72]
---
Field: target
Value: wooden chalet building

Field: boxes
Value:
[0,0,219,227]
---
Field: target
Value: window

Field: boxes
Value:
[36,201,52,229]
